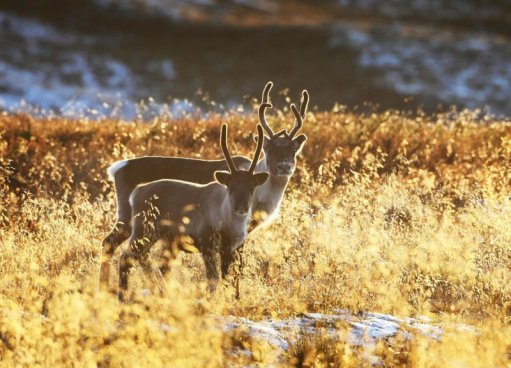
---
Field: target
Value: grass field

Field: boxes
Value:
[0,106,510,366]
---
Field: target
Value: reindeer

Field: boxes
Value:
[101,82,309,285]
[118,124,268,301]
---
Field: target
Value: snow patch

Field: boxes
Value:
[222,310,469,363]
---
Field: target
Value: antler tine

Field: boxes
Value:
[262,81,273,103]
[288,104,303,138]
[220,124,237,173]
[299,90,309,118]
[249,124,264,173]
[259,103,274,137]
[259,81,274,137]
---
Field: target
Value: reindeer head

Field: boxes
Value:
[256,81,309,178]
[215,124,269,217]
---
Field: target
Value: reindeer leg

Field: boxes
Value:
[202,231,222,292]
[233,245,245,299]
[118,250,136,303]
[220,247,235,279]
[100,221,131,287]
[118,231,146,302]
[217,228,246,298]
[102,179,135,287]
[220,243,244,299]
[158,226,178,279]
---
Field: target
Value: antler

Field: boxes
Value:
[288,89,309,138]
[249,124,264,173]
[259,83,309,139]
[287,104,302,138]
[259,81,274,138]
[299,90,309,118]
[220,124,237,173]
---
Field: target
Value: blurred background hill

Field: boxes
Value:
[1,0,510,118]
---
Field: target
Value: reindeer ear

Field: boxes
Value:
[253,172,269,186]
[214,171,231,186]
[293,134,307,152]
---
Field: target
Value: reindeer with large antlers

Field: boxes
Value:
[249,81,308,226]
[101,82,309,288]
[119,124,268,301]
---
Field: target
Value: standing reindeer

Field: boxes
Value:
[119,124,268,301]
[101,81,309,285]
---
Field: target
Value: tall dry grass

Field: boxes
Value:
[0,107,510,366]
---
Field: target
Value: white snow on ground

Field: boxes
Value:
[222,310,468,364]
[330,23,511,113]
[224,316,290,351]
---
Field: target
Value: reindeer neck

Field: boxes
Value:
[252,159,290,221]
[218,194,250,250]
[255,158,290,193]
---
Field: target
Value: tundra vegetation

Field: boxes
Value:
[0,105,510,366]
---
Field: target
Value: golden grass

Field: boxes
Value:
[0,107,510,366]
